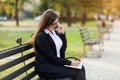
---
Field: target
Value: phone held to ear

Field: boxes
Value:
[55,23,60,29]
[55,25,58,29]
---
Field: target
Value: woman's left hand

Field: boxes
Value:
[56,23,64,34]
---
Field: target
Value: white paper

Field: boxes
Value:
[64,62,83,69]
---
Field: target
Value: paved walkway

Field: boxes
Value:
[83,20,120,80]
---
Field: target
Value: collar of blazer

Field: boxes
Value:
[44,29,60,36]
[43,30,58,56]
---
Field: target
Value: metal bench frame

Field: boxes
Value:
[79,28,102,58]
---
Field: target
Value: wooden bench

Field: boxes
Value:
[0,37,79,80]
[0,38,37,80]
[79,28,102,58]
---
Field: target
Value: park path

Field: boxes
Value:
[83,20,120,80]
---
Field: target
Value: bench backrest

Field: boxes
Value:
[79,28,90,42]
[0,43,37,80]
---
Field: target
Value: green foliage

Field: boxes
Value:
[0,30,34,50]
[0,0,119,26]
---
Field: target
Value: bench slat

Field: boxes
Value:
[1,61,35,80]
[21,71,37,80]
[0,44,32,59]
[0,52,35,72]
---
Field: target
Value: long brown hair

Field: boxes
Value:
[28,9,58,48]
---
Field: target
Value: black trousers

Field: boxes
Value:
[37,66,86,80]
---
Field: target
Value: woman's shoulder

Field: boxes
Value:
[37,31,46,38]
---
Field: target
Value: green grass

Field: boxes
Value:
[0,30,34,50]
[86,21,97,27]
[61,20,97,27]
[0,28,100,56]
[0,29,84,57]
[0,28,99,79]
[0,29,84,79]
[0,20,97,27]
[65,29,84,57]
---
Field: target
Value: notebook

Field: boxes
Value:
[64,62,83,69]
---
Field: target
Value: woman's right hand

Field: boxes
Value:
[70,60,80,66]
[56,23,64,34]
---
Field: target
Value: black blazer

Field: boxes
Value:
[35,30,71,73]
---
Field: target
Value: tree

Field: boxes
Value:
[0,0,15,19]
[23,0,40,17]
[15,0,19,26]
[54,0,77,27]
[39,0,55,14]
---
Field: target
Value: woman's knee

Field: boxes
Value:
[75,69,86,80]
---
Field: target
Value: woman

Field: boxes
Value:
[29,9,86,80]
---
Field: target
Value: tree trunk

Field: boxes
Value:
[73,10,77,23]
[60,10,63,23]
[81,12,87,27]
[66,8,72,27]
[16,0,19,26]
[44,0,48,10]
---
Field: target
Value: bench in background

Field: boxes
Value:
[79,28,102,58]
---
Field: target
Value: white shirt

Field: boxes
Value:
[44,29,63,57]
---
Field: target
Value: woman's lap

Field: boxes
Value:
[36,66,86,79]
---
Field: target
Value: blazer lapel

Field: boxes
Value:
[44,31,57,56]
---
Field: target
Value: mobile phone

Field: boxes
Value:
[55,25,58,29]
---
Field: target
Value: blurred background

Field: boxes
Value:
[0,0,120,51]
[0,0,119,27]
[0,0,120,55]
[1,0,120,80]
